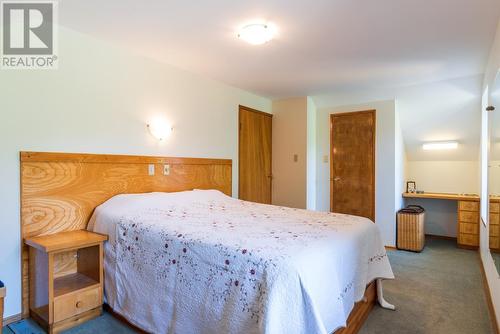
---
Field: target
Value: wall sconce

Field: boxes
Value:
[147,119,173,141]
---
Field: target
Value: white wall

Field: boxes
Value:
[395,103,407,212]
[316,100,398,246]
[491,161,500,195]
[404,160,480,238]
[481,19,500,328]
[306,97,318,210]
[0,28,271,318]
[403,198,458,237]
[406,161,480,194]
[272,97,308,208]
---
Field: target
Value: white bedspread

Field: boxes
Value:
[89,190,393,334]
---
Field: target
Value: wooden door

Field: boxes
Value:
[330,110,375,221]
[239,105,272,204]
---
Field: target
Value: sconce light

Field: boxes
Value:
[147,119,173,141]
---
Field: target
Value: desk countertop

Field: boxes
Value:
[402,192,480,201]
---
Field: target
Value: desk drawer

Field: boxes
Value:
[491,225,500,237]
[459,210,478,223]
[491,202,500,213]
[458,233,479,247]
[53,286,101,323]
[490,237,500,249]
[460,222,478,235]
[459,201,479,212]
[490,213,499,225]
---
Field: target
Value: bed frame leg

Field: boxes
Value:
[376,279,395,310]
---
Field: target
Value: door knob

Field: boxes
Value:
[334,177,341,181]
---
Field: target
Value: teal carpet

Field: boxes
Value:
[359,238,494,334]
[3,238,494,334]
[4,312,136,334]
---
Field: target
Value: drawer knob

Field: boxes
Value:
[76,301,83,308]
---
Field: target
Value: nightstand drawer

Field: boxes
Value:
[54,286,101,323]
[459,210,478,223]
[459,201,479,212]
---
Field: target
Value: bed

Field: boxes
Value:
[89,189,394,334]
[20,152,394,333]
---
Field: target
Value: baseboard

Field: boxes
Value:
[3,312,22,326]
[479,253,499,334]
[425,234,457,241]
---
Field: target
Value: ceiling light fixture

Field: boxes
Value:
[238,23,276,45]
[422,141,458,150]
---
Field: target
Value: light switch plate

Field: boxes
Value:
[293,154,298,162]
[148,164,155,176]
[323,155,329,163]
[163,164,170,175]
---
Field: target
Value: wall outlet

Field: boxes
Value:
[148,164,155,176]
[323,155,329,163]
[163,164,170,176]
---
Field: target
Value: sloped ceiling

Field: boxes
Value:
[56,0,499,161]
[58,0,500,98]
[313,75,483,161]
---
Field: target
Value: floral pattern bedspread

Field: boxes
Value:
[89,190,394,334]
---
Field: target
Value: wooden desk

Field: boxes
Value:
[402,192,479,249]
[402,192,479,201]
[490,197,500,251]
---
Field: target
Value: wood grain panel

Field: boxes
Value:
[490,213,499,225]
[490,199,500,252]
[403,192,479,201]
[53,286,101,323]
[491,202,500,214]
[458,233,479,246]
[459,201,479,212]
[21,151,232,316]
[490,237,500,249]
[53,252,77,279]
[460,222,479,235]
[459,210,479,224]
[490,225,499,237]
[238,105,272,204]
[330,110,375,221]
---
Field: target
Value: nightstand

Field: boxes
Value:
[25,230,108,334]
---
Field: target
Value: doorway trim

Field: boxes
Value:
[330,109,376,221]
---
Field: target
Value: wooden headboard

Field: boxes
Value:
[20,151,232,315]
